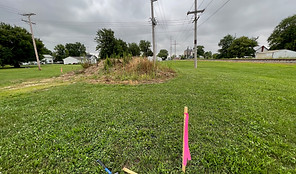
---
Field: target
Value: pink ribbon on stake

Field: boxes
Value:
[182,113,191,170]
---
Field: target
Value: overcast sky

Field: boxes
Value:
[1,0,296,56]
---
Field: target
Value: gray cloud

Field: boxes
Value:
[1,0,296,55]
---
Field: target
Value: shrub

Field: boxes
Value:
[123,53,132,65]
[81,62,92,69]
[104,57,113,71]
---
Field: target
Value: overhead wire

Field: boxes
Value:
[177,0,231,54]
[199,0,206,9]
[199,0,232,27]
[0,3,22,15]
[176,1,197,52]
[173,1,196,53]
[201,0,215,10]
[1,0,232,54]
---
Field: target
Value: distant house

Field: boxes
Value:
[42,55,54,64]
[85,54,98,64]
[255,46,269,54]
[184,48,193,58]
[147,56,162,62]
[255,49,296,59]
[63,57,84,64]
[63,55,97,64]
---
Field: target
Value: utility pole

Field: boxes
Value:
[21,13,41,70]
[151,0,157,65]
[174,40,177,58]
[187,46,189,59]
[170,36,172,58]
[172,40,177,58]
[187,1,205,68]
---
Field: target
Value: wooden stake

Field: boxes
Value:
[123,167,138,174]
[182,106,188,172]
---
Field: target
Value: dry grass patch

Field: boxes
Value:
[76,57,176,85]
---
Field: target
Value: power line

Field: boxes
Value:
[155,1,168,31]
[189,1,195,11]
[0,3,23,14]
[199,0,206,8]
[203,0,215,10]
[173,4,195,49]
[199,0,232,27]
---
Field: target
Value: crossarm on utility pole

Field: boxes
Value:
[187,9,205,15]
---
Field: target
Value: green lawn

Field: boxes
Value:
[0,64,82,87]
[0,61,295,173]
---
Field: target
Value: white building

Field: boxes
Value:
[256,49,296,59]
[85,55,98,64]
[255,46,269,54]
[63,57,84,64]
[147,56,163,61]
[63,55,97,64]
[42,55,54,64]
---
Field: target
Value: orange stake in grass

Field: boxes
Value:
[182,107,191,172]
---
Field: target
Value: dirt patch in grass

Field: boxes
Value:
[1,58,176,95]
[61,57,176,85]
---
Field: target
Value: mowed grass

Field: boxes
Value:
[0,61,295,173]
[0,64,82,87]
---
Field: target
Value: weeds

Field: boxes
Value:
[81,62,92,69]
[99,57,175,83]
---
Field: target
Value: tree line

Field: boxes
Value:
[1,14,295,67]
[187,14,296,59]
[0,23,49,67]
[94,28,169,60]
[95,28,154,58]
[53,42,86,61]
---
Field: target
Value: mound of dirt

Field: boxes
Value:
[60,58,176,85]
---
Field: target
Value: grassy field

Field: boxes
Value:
[0,61,295,173]
[0,64,82,88]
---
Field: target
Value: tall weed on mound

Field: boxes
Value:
[126,58,155,75]
[102,57,175,82]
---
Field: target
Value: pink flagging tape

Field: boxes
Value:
[183,113,191,166]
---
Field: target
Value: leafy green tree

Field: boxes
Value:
[268,14,296,51]
[204,51,212,59]
[139,40,153,57]
[147,50,153,57]
[43,47,52,55]
[0,22,45,67]
[128,43,140,56]
[95,28,117,59]
[180,55,186,60]
[53,44,69,61]
[0,45,12,67]
[115,39,128,57]
[228,36,258,58]
[212,53,219,59]
[65,42,86,57]
[196,45,205,57]
[218,34,235,58]
[157,49,169,60]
